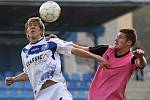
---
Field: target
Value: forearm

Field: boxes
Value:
[71,47,101,61]
[13,72,29,82]
[73,44,89,51]
[137,56,147,69]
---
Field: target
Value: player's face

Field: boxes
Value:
[114,32,131,50]
[26,21,43,42]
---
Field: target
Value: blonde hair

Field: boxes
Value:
[25,17,45,36]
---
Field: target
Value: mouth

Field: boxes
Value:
[30,30,36,34]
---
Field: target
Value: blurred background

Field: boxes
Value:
[0,0,150,100]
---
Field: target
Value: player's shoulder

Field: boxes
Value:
[47,38,64,44]
[109,45,116,50]
[21,44,31,54]
[108,45,115,49]
[105,45,115,53]
[48,38,60,41]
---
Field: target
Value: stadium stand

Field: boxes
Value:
[1,69,150,100]
[82,73,92,82]
[71,73,80,81]
[0,72,91,100]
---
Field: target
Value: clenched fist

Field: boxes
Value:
[5,77,15,86]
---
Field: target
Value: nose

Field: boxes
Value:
[30,24,35,28]
[115,38,118,42]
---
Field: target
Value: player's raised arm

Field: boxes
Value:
[46,34,90,51]
[73,43,89,51]
[71,47,109,68]
[5,72,29,86]
[133,49,147,69]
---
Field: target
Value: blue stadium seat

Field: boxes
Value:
[0,72,4,80]
[63,73,70,81]
[12,82,24,89]
[68,81,79,90]
[0,81,13,89]
[0,90,8,98]
[79,81,89,90]
[23,81,32,89]
[70,90,78,98]
[82,73,92,82]
[19,90,34,99]
[71,73,80,81]
[8,90,18,98]
[15,71,22,76]
[78,91,88,99]
[3,70,14,77]
[0,90,18,98]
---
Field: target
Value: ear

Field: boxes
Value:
[127,40,132,46]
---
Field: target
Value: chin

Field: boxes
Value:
[114,46,119,50]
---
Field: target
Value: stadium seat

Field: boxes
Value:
[70,90,78,98]
[0,90,8,98]
[71,73,80,81]
[63,73,70,81]
[15,71,22,76]
[8,90,18,98]
[12,82,24,89]
[0,72,4,80]
[79,81,89,90]
[19,90,34,99]
[23,81,32,89]
[3,70,14,77]
[78,91,88,99]
[82,73,92,82]
[0,81,13,89]
[68,81,79,90]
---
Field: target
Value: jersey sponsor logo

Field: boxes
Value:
[26,53,49,68]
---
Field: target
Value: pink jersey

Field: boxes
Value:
[88,47,137,100]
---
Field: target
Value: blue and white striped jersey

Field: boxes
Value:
[21,37,73,97]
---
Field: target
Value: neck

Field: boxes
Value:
[30,36,43,43]
[116,47,131,56]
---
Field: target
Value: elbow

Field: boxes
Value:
[138,62,147,69]
[137,57,148,69]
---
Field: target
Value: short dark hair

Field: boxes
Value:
[120,28,137,46]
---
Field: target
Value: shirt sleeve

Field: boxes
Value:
[21,51,27,74]
[50,38,73,56]
[89,45,109,56]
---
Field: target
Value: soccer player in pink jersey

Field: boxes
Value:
[74,28,147,100]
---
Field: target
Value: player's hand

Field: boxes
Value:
[45,34,57,41]
[133,49,144,58]
[5,77,15,86]
[99,57,110,69]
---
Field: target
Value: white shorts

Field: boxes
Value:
[36,82,73,100]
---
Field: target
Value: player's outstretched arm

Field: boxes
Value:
[46,34,89,51]
[134,49,147,69]
[5,72,29,86]
[71,47,109,68]
[73,44,89,51]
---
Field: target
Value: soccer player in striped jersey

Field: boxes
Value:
[5,17,109,100]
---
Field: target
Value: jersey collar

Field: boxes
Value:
[115,50,130,58]
[30,37,44,44]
